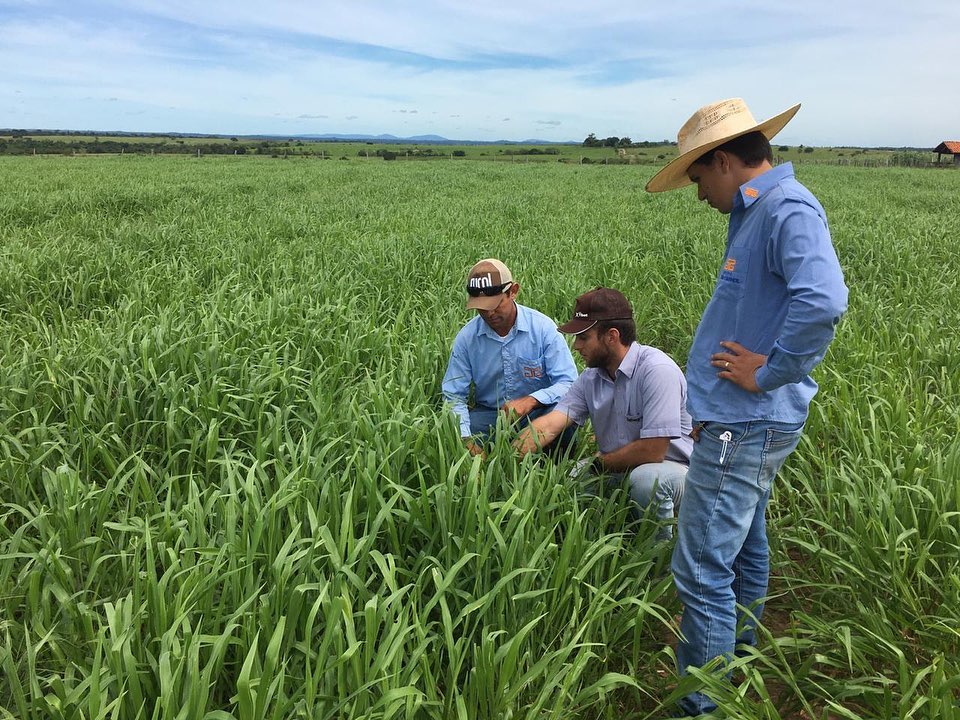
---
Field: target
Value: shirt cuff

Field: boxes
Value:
[529,389,552,406]
[754,365,780,392]
[554,403,585,426]
[450,408,471,438]
[639,427,681,439]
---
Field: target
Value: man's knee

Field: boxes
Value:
[627,465,659,507]
[627,462,686,507]
[671,546,698,596]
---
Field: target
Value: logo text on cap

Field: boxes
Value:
[469,273,493,288]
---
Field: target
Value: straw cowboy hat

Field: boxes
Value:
[645,98,801,193]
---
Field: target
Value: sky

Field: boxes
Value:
[2,1,958,147]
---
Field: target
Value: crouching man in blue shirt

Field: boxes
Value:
[442,258,578,455]
[515,288,692,539]
[646,98,849,717]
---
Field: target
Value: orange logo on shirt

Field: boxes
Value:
[723,258,737,272]
[744,187,759,198]
[523,366,543,379]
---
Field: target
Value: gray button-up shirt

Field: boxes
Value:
[556,342,693,465]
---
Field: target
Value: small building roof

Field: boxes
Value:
[934,141,960,154]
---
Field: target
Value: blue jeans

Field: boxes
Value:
[671,419,803,716]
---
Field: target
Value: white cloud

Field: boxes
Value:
[1,1,958,143]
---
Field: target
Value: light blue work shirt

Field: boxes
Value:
[687,162,848,424]
[556,342,693,465]
[442,304,578,438]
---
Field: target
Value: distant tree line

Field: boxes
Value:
[0,134,349,157]
[581,134,675,149]
[0,136,251,155]
[356,147,454,160]
[502,147,559,156]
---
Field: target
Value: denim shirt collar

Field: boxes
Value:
[735,162,795,211]
[476,303,530,340]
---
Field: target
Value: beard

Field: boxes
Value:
[583,347,610,369]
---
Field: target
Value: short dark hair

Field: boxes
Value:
[693,131,773,168]
[595,318,636,346]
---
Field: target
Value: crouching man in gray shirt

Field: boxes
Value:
[515,288,693,539]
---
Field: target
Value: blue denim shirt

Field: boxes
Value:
[687,163,848,424]
[442,304,578,437]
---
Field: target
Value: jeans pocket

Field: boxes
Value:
[698,421,747,444]
[758,424,803,490]
[698,421,749,470]
[766,424,804,447]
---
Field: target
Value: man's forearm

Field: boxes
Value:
[514,410,571,456]
[598,437,670,472]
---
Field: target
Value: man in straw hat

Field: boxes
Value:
[647,98,848,716]
[514,287,692,540]
[442,258,578,454]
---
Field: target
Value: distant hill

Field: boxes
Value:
[2,128,581,145]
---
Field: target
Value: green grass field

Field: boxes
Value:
[1,156,958,719]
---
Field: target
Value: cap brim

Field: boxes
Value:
[557,319,597,335]
[466,294,503,311]
[645,103,801,193]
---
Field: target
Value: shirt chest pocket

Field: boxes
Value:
[517,355,546,384]
[713,246,751,302]
[626,395,643,423]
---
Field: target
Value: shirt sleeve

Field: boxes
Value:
[441,333,473,437]
[755,201,849,391]
[637,362,685,439]
[554,373,588,425]
[529,328,578,407]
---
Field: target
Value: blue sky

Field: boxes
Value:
[2,1,958,146]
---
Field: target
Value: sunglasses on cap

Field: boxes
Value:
[466,282,513,297]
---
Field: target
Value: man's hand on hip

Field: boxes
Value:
[711,341,766,393]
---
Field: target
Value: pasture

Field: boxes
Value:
[1,155,958,719]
